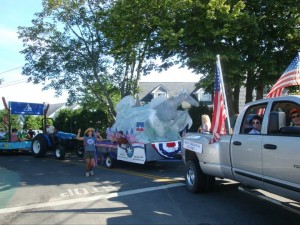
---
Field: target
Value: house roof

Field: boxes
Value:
[138,82,198,102]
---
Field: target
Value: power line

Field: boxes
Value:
[0,66,23,76]
[0,79,28,88]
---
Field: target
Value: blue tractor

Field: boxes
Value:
[1,98,82,159]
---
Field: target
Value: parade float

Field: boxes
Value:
[96,90,199,168]
[0,97,81,159]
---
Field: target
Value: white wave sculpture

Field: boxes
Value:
[111,89,199,143]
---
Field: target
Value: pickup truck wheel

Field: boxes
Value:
[186,160,215,193]
[32,135,48,158]
[55,145,65,160]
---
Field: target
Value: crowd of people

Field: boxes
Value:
[0,128,38,142]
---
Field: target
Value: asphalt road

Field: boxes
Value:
[0,152,299,225]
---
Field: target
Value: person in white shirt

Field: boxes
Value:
[248,115,262,134]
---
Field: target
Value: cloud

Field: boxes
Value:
[0,26,24,69]
[0,27,21,49]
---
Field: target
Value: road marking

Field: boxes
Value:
[56,158,184,184]
[58,186,118,198]
[0,183,185,214]
[110,168,185,183]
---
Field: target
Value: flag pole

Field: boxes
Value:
[216,55,231,132]
[298,52,300,92]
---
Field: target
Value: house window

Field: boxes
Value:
[154,92,167,98]
[200,93,212,101]
[158,92,166,97]
[197,90,212,102]
[194,89,212,102]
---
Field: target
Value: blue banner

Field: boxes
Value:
[9,102,45,115]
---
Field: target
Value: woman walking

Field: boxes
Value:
[77,128,102,177]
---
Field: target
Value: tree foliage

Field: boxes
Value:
[0,109,23,131]
[18,0,300,120]
[169,0,300,113]
[54,107,108,134]
[23,115,42,130]
[18,0,133,121]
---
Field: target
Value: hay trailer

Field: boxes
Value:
[0,97,80,159]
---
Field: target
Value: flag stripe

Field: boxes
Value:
[268,71,300,92]
[266,53,300,98]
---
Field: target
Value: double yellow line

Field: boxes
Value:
[109,167,184,184]
[59,157,184,184]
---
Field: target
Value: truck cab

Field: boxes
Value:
[230,96,300,202]
[182,95,300,206]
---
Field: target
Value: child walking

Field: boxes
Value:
[77,128,102,177]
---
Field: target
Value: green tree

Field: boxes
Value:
[104,0,248,115]
[53,108,73,132]
[241,0,300,101]
[0,109,9,130]
[24,115,41,130]
[54,107,108,134]
[102,0,184,94]
[169,0,300,113]
[18,0,122,120]
[18,0,300,120]
[114,0,300,115]
[0,109,23,131]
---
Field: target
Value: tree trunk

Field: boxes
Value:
[245,70,255,103]
[256,83,264,100]
[224,84,234,117]
[232,84,240,114]
[245,86,254,103]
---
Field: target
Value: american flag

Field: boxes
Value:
[209,59,227,144]
[266,53,300,98]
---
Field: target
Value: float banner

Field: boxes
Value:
[9,102,45,115]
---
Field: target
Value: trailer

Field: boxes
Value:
[0,97,81,159]
[96,139,182,168]
[96,90,198,168]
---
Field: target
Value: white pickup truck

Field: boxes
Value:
[182,95,300,210]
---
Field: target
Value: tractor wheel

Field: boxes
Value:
[55,145,66,160]
[32,135,48,158]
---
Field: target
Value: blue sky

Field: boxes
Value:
[0,0,41,71]
[0,0,42,72]
[0,0,200,109]
[0,0,68,109]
